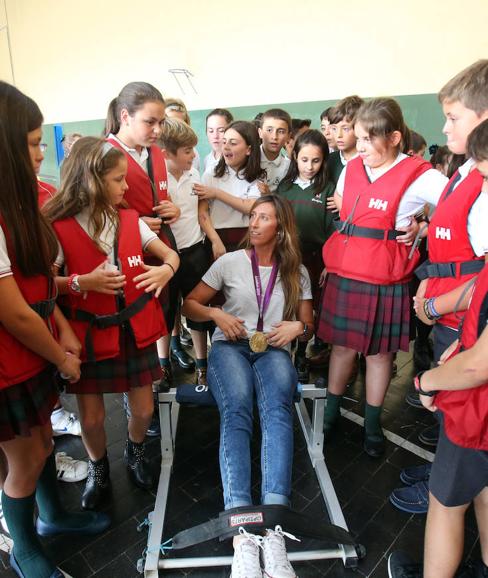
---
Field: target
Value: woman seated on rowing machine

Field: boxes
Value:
[183,194,313,578]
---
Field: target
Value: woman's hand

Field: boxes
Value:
[213,309,247,341]
[266,321,303,348]
[211,238,226,261]
[396,217,419,246]
[57,324,82,357]
[413,296,436,326]
[153,200,181,224]
[79,261,126,295]
[57,353,81,383]
[133,263,173,298]
[193,183,219,200]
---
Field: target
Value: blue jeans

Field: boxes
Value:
[207,340,297,510]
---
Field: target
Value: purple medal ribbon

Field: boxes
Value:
[250,248,279,332]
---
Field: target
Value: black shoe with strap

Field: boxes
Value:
[171,347,195,370]
[125,439,155,490]
[81,454,111,511]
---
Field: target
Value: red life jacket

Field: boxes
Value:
[436,264,488,450]
[0,219,55,388]
[107,137,176,250]
[323,156,431,284]
[37,180,57,208]
[53,209,166,362]
[423,169,484,329]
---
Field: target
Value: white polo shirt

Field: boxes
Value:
[202,166,260,229]
[167,166,204,250]
[260,146,290,192]
[203,151,220,174]
[108,133,149,173]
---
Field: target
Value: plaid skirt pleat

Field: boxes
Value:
[0,368,59,441]
[317,273,411,355]
[66,327,161,395]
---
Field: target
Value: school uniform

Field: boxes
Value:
[260,146,290,192]
[167,164,211,331]
[277,177,335,307]
[107,134,178,330]
[318,153,447,354]
[203,151,219,174]
[326,150,358,186]
[201,165,260,252]
[428,263,488,507]
[0,219,58,440]
[37,179,56,207]
[53,208,165,394]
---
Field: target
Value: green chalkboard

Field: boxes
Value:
[39,93,446,184]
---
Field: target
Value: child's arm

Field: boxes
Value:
[0,276,81,380]
[53,305,81,357]
[133,238,180,298]
[198,199,226,261]
[193,183,255,215]
[55,261,126,296]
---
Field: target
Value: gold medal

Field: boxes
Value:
[249,331,268,353]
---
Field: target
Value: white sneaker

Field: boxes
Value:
[262,526,299,578]
[230,527,264,578]
[55,452,88,483]
[51,407,82,437]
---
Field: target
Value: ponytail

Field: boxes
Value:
[103,98,120,136]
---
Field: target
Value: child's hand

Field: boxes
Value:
[211,239,226,261]
[257,181,270,196]
[439,339,459,364]
[326,197,339,213]
[266,321,303,348]
[58,325,82,357]
[413,296,435,326]
[319,267,327,287]
[396,217,419,246]
[80,261,126,295]
[420,392,437,412]
[193,183,218,200]
[133,263,173,298]
[153,201,181,224]
[141,216,163,233]
[57,353,81,383]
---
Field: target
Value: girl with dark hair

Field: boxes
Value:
[183,194,313,578]
[203,108,234,173]
[318,97,447,457]
[0,82,108,578]
[194,120,265,259]
[278,129,335,380]
[45,137,179,510]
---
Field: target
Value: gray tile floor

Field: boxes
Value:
[0,345,481,577]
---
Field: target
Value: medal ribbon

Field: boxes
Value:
[250,248,279,332]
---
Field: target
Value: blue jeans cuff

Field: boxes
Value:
[262,493,290,507]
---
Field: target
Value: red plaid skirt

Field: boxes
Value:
[317,273,411,355]
[0,368,58,441]
[66,328,161,394]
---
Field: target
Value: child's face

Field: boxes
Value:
[206,115,228,154]
[259,118,290,156]
[167,146,196,172]
[442,100,488,155]
[331,119,356,153]
[320,118,336,149]
[28,127,44,175]
[296,144,324,181]
[122,101,165,148]
[104,157,128,206]
[166,108,187,122]
[355,121,399,170]
[222,128,251,171]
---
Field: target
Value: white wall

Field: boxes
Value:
[1,0,487,123]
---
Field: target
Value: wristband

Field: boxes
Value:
[67,273,82,295]
[428,298,441,319]
[163,262,175,276]
[414,371,438,397]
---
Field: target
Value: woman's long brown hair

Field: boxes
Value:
[0,81,58,276]
[242,194,303,320]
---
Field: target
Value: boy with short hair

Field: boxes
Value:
[159,118,211,385]
[326,95,364,185]
[258,108,292,192]
[320,107,337,152]
[388,63,488,578]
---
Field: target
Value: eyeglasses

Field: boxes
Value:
[40,143,48,152]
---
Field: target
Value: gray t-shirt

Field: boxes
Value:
[203,249,312,349]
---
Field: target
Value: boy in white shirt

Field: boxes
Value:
[258,108,292,193]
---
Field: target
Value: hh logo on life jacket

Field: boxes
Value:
[368,198,388,211]
[435,227,451,240]
[127,255,143,267]
[159,180,167,191]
